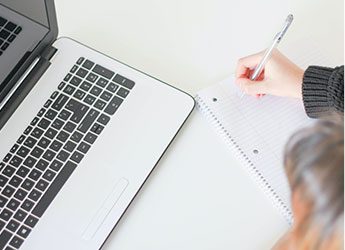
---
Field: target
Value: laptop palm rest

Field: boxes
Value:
[82,178,129,240]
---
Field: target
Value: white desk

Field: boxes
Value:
[55,1,344,249]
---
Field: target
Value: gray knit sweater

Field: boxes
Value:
[302,65,344,118]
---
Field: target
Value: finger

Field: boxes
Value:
[235,51,264,78]
[235,77,268,96]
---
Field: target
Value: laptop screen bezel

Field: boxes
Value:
[0,0,58,103]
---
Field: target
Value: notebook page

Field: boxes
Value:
[196,79,313,223]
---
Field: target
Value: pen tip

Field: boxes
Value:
[287,14,294,22]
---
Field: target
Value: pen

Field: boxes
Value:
[241,14,294,98]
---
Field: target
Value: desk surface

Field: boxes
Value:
[55,0,343,249]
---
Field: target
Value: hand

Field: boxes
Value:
[235,49,305,99]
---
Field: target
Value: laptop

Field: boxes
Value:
[0,0,194,249]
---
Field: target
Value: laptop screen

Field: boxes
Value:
[0,0,50,94]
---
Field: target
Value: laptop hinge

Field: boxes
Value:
[0,46,58,130]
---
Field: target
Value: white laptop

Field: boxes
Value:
[0,0,194,249]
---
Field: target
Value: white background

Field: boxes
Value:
[55,0,343,249]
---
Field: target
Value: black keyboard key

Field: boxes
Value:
[59,109,72,120]
[51,91,59,99]
[97,114,110,126]
[90,86,102,96]
[49,160,63,172]
[43,169,56,182]
[24,126,33,135]
[0,209,12,221]
[21,199,35,212]
[63,141,77,153]
[84,132,97,144]
[31,127,44,139]
[57,131,69,143]
[80,81,92,91]
[6,220,19,232]
[2,186,14,200]
[38,118,51,130]
[9,236,23,248]
[113,74,135,89]
[9,156,22,168]
[0,195,8,207]
[70,151,84,163]
[0,220,4,231]
[94,99,106,110]
[57,150,70,162]
[38,137,51,149]
[71,131,83,143]
[10,144,19,154]
[74,89,86,100]
[14,26,22,34]
[100,91,112,102]
[117,87,129,98]
[37,108,46,117]
[3,153,11,163]
[96,78,108,88]
[76,68,88,78]
[91,123,104,135]
[17,225,31,239]
[5,22,16,32]
[17,135,26,145]
[49,140,63,152]
[52,94,69,111]
[58,82,66,90]
[0,176,8,187]
[0,162,4,171]
[31,147,44,158]
[7,199,20,212]
[44,100,52,108]
[44,128,58,140]
[28,189,41,202]
[45,109,58,120]
[86,73,98,83]
[14,209,27,222]
[104,96,123,115]
[3,166,16,178]
[32,161,77,217]
[82,59,94,69]
[14,189,27,201]
[25,215,38,228]
[106,82,119,93]
[63,122,77,133]
[8,34,16,42]
[42,149,56,162]
[92,64,114,79]
[70,105,89,124]
[24,137,37,148]
[36,179,49,192]
[9,176,22,188]
[84,94,96,105]
[0,17,6,26]
[21,178,35,192]
[63,84,76,95]
[70,65,78,73]
[52,118,65,130]
[23,156,37,168]
[1,42,9,51]
[29,168,42,181]
[0,230,12,249]
[77,57,85,65]
[16,166,30,178]
[30,117,39,126]
[0,29,10,39]
[64,74,72,82]
[78,109,99,133]
[35,159,49,172]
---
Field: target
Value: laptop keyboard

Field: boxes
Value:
[0,57,135,249]
[0,16,22,56]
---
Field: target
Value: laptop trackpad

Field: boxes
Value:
[82,178,129,240]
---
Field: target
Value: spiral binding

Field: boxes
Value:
[195,94,293,225]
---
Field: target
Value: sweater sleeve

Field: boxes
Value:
[302,65,344,118]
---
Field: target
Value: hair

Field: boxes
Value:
[284,115,344,249]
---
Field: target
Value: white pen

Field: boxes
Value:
[241,14,294,98]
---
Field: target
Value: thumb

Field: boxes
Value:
[235,77,268,96]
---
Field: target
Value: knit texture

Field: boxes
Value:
[302,65,344,118]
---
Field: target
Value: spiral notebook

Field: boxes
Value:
[195,79,313,224]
